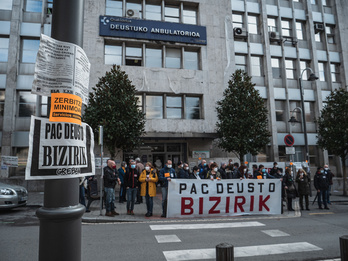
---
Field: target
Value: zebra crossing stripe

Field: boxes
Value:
[150,221,265,231]
[163,242,322,261]
[261,229,290,237]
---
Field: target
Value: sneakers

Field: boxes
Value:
[130,211,134,215]
[145,213,152,217]
[105,212,114,217]
[111,210,119,215]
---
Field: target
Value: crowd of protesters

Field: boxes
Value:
[79,158,334,217]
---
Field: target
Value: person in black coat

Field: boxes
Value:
[178,163,190,179]
[283,168,297,211]
[296,169,311,211]
[189,166,201,179]
[218,162,228,179]
[314,166,330,210]
[125,160,140,215]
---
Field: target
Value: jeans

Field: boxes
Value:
[119,183,125,202]
[104,187,115,213]
[127,188,137,211]
[318,189,328,208]
[79,185,86,207]
[145,194,154,214]
[161,187,168,215]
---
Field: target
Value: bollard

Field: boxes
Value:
[216,242,234,261]
[340,235,348,261]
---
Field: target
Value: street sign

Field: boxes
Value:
[284,134,295,146]
[286,147,295,155]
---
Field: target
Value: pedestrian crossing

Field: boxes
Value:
[151,220,328,261]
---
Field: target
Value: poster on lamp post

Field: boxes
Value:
[31,34,90,104]
[25,116,95,180]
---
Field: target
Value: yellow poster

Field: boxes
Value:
[49,93,82,125]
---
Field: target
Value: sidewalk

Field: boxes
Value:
[26,189,348,223]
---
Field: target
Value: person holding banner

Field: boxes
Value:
[189,166,201,179]
[198,159,208,179]
[139,162,158,217]
[178,163,190,179]
[206,162,222,180]
[159,160,176,217]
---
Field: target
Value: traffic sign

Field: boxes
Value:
[284,134,295,146]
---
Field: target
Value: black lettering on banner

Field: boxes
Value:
[269,182,275,192]
[190,183,197,194]
[216,183,223,194]
[57,123,62,139]
[43,146,52,166]
[227,183,234,193]
[237,183,244,193]
[248,183,254,192]
[179,183,187,194]
[201,184,209,194]
[258,182,265,193]
[45,123,50,139]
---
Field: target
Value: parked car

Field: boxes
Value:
[0,182,28,209]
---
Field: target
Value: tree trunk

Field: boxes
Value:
[342,157,347,196]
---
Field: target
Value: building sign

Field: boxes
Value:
[1,156,18,168]
[50,93,82,125]
[32,34,91,104]
[99,16,207,45]
[167,179,281,218]
[25,116,95,180]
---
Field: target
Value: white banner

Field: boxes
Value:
[25,116,95,180]
[31,34,90,104]
[167,179,281,218]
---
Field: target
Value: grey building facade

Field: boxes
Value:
[0,0,347,178]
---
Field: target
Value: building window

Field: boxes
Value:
[326,25,335,44]
[330,63,340,82]
[47,0,53,14]
[285,59,295,79]
[267,17,277,32]
[275,100,285,121]
[300,60,310,80]
[232,13,243,28]
[165,5,179,23]
[165,48,181,69]
[125,45,142,66]
[21,39,40,63]
[235,54,247,71]
[145,47,162,68]
[315,32,322,42]
[296,21,305,40]
[318,62,326,81]
[145,3,161,21]
[166,96,182,119]
[281,20,291,37]
[183,8,197,25]
[126,1,142,19]
[0,38,9,62]
[185,96,200,119]
[251,56,262,77]
[146,95,163,119]
[311,0,317,4]
[25,0,42,12]
[271,58,281,78]
[105,44,122,65]
[304,102,314,122]
[40,96,48,117]
[184,49,199,70]
[106,0,122,16]
[0,90,5,116]
[0,0,12,10]
[248,15,258,34]
[18,91,36,117]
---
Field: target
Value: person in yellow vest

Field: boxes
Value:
[139,162,158,217]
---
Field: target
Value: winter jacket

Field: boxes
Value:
[218,167,227,179]
[296,173,311,195]
[314,171,330,191]
[103,166,118,188]
[139,168,158,197]
[283,173,297,199]
[125,168,139,188]
[178,169,190,179]
[206,170,222,179]
[198,163,208,179]
[118,167,126,184]
[159,166,176,187]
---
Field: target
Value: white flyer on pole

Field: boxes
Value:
[31,34,90,104]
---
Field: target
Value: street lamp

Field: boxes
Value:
[296,68,318,165]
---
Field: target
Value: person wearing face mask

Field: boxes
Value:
[125,160,140,215]
[296,168,310,211]
[118,161,127,203]
[135,158,144,204]
[283,167,297,211]
[323,164,334,204]
[198,159,209,179]
[159,160,176,217]
[206,162,222,180]
[103,159,121,217]
[178,163,190,179]
[218,162,227,179]
[139,162,158,217]
[190,166,201,179]
[270,162,280,177]
[314,166,330,210]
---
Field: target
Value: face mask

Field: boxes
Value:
[145,166,150,171]
[112,165,116,169]
[213,167,218,172]
[180,164,183,168]
[324,168,328,171]
[262,169,266,173]
[185,167,189,170]
[275,165,278,168]
[131,164,136,169]
[125,165,127,168]
[320,170,324,173]
[167,164,172,168]
[244,169,247,173]
[203,163,207,166]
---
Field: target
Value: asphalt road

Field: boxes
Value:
[1,201,347,261]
